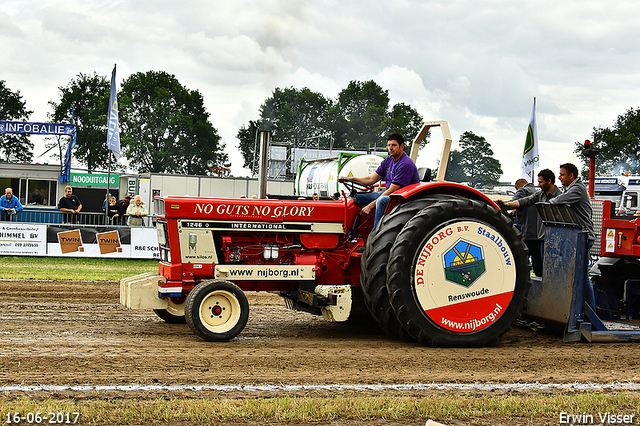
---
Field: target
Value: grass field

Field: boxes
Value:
[0,256,157,281]
[1,393,639,425]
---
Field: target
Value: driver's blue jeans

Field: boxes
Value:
[353,192,390,234]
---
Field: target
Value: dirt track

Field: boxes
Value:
[1,279,640,424]
[2,279,639,388]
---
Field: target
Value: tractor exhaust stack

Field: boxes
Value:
[257,130,270,199]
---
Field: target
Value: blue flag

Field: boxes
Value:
[106,64,121,160]
[60,109,77,183]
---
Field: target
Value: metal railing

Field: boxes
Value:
[1,210,154,227]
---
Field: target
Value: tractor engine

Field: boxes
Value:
[148,196,368,332]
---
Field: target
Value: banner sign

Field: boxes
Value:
[0,223,157,259]
[47,225,131,257]
[0,121,75,136]
[130,227,160,259]
[46,225,158,259]
[70,173,120,187]
[0,223,47,256]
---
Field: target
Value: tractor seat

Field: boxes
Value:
[417,167,432,182]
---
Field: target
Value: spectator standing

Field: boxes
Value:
[0,187,23,221]
[550,163,596,307]
[499,169,562,278]
[126,195,148,226]
[116,194,132,225]
[101,193,113,212]
[510,178,544,277]
[58,186,82,224]
[107,196,122,224]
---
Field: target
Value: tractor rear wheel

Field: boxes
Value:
[185,280,249,341]
[360,196,454,340]
[154,297,186,323]
[386,198,530,347]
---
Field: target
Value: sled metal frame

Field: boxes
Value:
[525,203,640,342]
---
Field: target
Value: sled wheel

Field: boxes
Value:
[153,297,187,324]
[185,280,249,341]
[387,198,530,347]
[360,196,454,340]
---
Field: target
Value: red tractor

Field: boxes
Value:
[121,122,531,347]
[591,199,640,319]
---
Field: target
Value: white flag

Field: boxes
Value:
[106,64,121,160]
[521,98,539,181]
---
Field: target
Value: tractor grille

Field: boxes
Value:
[591,199,604,257]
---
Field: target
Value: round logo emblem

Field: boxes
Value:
[413,220,517,332]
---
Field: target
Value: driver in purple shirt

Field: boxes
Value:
[341,133,420,232]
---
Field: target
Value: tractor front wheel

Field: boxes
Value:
[185,280,249,341]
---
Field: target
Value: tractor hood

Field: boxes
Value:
[157,196,352,224]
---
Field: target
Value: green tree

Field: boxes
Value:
[49,73,110,172]
[0,80,34,162]
[236,123,259,172]
[237,87,333,174]
[119,71,227,174]
[329,80,389,150]
[443,149,465,182]
[237,81,427,173]
[447,131,502,188]
[574,107,640,175]
[385,102,428,153]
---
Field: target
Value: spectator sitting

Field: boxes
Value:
[126,195,148,226]
[29,188,45,205]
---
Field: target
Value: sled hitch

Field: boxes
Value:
[298,289,338,307]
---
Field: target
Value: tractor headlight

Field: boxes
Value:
[156,222,166,246]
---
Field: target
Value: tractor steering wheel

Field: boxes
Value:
[338,178,375,198]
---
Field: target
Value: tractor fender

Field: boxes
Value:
[389,181,500,210]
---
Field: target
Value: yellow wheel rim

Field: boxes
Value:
[199,290,241,333]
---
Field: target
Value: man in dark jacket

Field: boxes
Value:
[115,194,132,225]
[58,185,82,224]
[509,178,544,276]
[499,169,562,277]
[550,163,596,308]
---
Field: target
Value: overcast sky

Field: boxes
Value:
[2,0,640,182]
